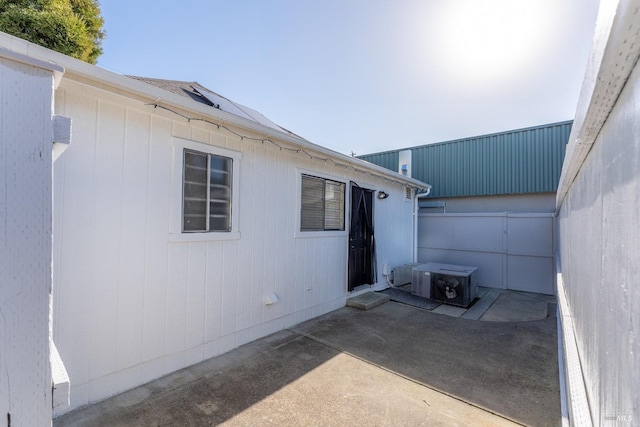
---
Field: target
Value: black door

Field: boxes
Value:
[348,184,376,291]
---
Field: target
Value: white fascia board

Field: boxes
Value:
[0,45,64,86]
[556,0,640,209]
[99,79,430,191]
[0,31,429,192]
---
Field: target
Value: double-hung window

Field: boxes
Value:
[171,138,241,241]
[300,174,345,231]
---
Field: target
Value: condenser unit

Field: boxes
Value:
[392,263,420,287]
[411,264,433,299]
[429,263,479,307]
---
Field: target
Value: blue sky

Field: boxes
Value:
[97,1,599,156]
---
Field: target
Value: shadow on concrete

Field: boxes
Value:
[54,332,340,426]
[292,302,560,426]
[55,299,559,426]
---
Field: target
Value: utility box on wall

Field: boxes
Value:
[398,149,412,177]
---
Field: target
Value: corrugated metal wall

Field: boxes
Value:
[359,150,399,173]
[359,121,572,198]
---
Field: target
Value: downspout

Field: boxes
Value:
[398,150,418,263]
[397,147,433,264]
[413,186,431,263]
[51,67,72,412]
[413,192,418,263]
[51,116,72,413]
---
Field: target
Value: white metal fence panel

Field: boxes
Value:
[417,212,554,295]
[505,214,555,294]
[0,55,55,425]
[418,213,506,287]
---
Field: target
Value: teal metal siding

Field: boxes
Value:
[358,121,572,198]
[358,151,399,173]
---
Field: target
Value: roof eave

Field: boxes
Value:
[0,32,429,191]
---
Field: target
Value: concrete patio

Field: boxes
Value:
[55,289,559,426]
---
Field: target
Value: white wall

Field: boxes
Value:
[0,55,55,425]
[558,67,640,425]
[418,212,555,294]
[52,78,415,413]
[556,0,640,423]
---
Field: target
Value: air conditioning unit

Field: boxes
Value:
[392,263,420,287]
[429,263,479,307]
[411,264,433,299]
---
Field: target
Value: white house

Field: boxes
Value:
[0,31,430,417]
[2,0,640,423]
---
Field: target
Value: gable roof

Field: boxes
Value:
[127,77,297,135]
[358,121,572,198]
[0,31,430,192]
[127,77,215,105]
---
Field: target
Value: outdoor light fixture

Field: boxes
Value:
[377,191,389,200]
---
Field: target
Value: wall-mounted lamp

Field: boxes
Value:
[377,191,389,200]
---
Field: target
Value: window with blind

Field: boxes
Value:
[300,174,345,231]
[183,149,232,232]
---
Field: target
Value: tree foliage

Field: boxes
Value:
[0,0,105,63]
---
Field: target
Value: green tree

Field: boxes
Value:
[0,0,105,64]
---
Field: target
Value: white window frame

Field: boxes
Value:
[170,137,241,242]
[295,169,348,238]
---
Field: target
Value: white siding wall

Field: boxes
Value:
[556,1,640,423]
[557,59,640,425]
[52,79,414,413]
[374,187,415,281]
[0,57,54,425]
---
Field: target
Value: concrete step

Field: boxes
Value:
[347,292,390,310]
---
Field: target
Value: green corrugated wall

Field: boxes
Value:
[358,121,572,198]
[357,151,399,173]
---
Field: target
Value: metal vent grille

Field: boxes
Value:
[405,187,412,200]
